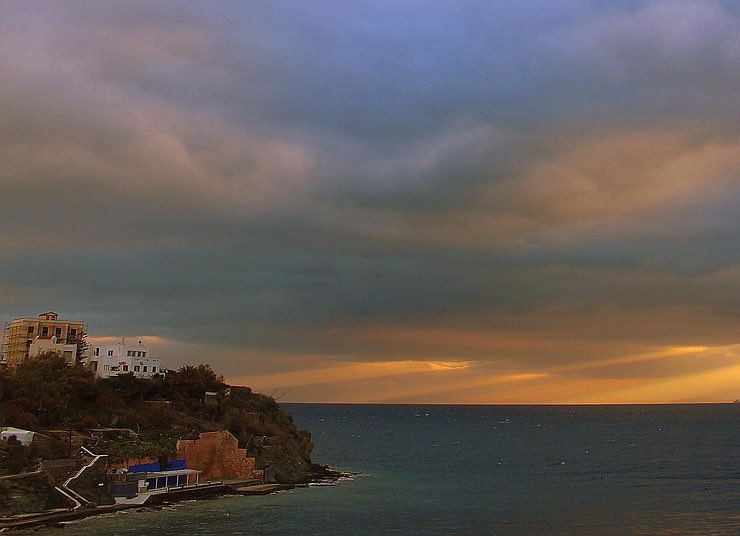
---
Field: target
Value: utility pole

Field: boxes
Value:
[66,420,72,458]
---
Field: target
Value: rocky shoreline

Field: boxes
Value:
[1,476,344,532]
[0,358,338,526]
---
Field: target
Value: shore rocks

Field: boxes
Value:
[224,392,329,483]
[0,471,73,516]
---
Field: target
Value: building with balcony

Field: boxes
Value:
[28,335,78,364]
[2,312,85,368]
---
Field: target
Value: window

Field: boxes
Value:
[134,365,140,372]
[143,366,147,372]
[42,327,48,336]
[152,367,156,373]
[90,361,98,371]
[27,326,34,334]
[123,365,129,371]
[142,352,147,357]
[70,328,77,338]
[94,348,100,356]
[55,327,62,337]
[104,365,110,371]
[107,350,113,356]
[137,351,142,357]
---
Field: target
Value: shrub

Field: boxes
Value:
[73,415,99,431]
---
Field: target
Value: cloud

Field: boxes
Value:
[226,344,740,403]
[0,1,738,402]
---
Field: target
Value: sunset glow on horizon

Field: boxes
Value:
[224,344,739,404]
[2,1,738,403]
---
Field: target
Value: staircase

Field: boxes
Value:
[59,447,109,508]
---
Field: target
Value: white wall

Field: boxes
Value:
[29,336,76,364]
[86,342,162,378]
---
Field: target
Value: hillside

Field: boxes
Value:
[0,353,332,484]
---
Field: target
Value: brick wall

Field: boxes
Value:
[176,431,263,481]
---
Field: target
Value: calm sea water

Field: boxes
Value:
[40,404,739,535]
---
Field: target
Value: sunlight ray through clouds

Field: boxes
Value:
[228,344,740,403]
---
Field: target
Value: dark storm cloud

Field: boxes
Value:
[1,1,738,387]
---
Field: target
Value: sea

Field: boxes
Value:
[37,404,739,535]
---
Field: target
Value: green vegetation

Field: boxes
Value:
[0,354,227,429]
[0,353,325,483]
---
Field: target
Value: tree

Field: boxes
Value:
[2,352,99,426]
[74,329,89,364]
[166,364,225,400]
[99,373,153,401]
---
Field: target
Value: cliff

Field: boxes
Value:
[0,357,332,485]
[0,471,73,516]
[222,390,331,483]
[86,390,330,484]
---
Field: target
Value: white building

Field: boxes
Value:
[29,335,77,364]
[1,427,36,446]
[86,340,162,379]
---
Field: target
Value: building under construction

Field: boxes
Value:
[1,311,85,369]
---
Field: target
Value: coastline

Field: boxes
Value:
[1,481,289,531]
[1,469,346,532]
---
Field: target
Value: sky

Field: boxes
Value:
[1,1,738,403]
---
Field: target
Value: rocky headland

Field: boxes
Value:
[0,355,334,519]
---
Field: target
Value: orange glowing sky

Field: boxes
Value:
[3,1,740,403]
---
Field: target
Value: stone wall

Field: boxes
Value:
[66,455,114,506]
[40,458,85,485]
[0,471,74,516]
[176,431,263,481]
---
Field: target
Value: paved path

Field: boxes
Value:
[0,480,291,529]
[233,483,294,495]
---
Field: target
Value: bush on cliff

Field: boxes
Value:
[0,358,325,483]
[1,353,100,427]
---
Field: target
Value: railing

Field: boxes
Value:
[153,480,224,493]
[62,447,108,508]
[54,485,83,510]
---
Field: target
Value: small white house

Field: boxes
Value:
[86,340,162,379]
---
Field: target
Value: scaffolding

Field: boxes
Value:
[2,315,86,369]
[3,320,34,368]
[1,322,8,365]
